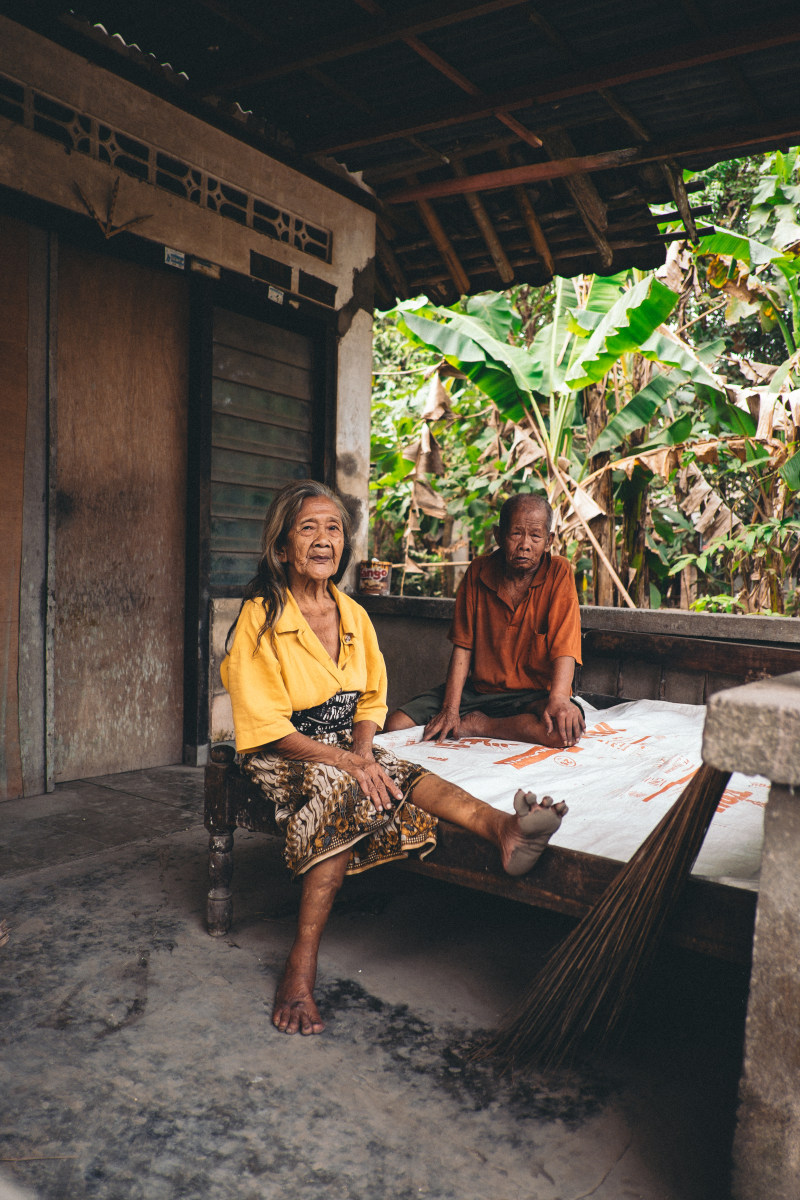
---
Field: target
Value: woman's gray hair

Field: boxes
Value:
[227,479,352,651]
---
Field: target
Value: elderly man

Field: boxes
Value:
[385,494,585,748]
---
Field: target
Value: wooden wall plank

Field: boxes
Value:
[211,378,312,430]
[0,213,29,800]
[211,447,309,487]
[213,346,313,401]
[212,411,310,459]
[53,246,189,781]
[213,308,313,369]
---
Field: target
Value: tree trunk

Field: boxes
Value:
[583,383,616,606]
[620,481,650,607]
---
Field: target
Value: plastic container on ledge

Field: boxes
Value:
[358,559,392,595]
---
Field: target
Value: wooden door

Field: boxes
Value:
[53,245,189,781]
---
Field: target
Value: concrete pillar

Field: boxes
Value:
[702,671,800,1200]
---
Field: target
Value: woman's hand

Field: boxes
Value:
[269,723,402,813]
[422,706,461,743]
[338,749,402,813]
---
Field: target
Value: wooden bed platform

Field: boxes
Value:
[204,607,800,966]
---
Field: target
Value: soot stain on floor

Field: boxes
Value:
[316,976,613,1126]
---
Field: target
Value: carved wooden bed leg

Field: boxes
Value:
[207,828,234,936]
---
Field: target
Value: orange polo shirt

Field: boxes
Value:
[449,550,582,694]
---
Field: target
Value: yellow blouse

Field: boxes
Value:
[220,584,389,753]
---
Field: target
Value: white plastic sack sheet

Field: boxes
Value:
[375,698,768,890]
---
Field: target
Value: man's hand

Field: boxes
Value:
[542,695,585,748]
[422,706,462,743]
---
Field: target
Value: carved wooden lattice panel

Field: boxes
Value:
[0,70,332,263]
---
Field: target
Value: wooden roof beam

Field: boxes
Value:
[407,176,471,296]
[451,157,514,283]
[385,115,800,202]
[406,226,715,286]
[311,13,800,153]
[393,205,712,254]
[376,227,410,300]
[398,208,713,264]
[351,0,542,153]
[207,0,533,92]
[526,7,653,145]
[540,126,613,271]
[498,147,555,277]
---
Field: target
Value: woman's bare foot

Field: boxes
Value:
[501,789,568,877]
[273,960,325,1035]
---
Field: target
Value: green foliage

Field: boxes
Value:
[370,152,800,610]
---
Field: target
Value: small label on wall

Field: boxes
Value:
[164,247,186,269]
[268,285,284,304]
[190,257,221,279]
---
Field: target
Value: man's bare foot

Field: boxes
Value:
[501,789,568,877]
[273,963,324,1035]
[456,710,488,737]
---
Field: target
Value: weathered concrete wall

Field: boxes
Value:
[336,305,375,574]
[703,673,800,1200]
[0,17,374,304]
[0,15,376,564]
[0,17,377,787]
[209,596,800,742]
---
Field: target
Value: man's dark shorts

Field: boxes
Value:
[399,682,583,727]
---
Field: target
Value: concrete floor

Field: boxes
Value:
[0,766,751,1200]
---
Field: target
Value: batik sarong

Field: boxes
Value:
[240,697,436,877]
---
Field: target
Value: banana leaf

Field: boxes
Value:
[567,277,679,387]
[779,449,800,491]
[695,227,800,274]
[398,308,544,397]
[463,292,521,342]
[636,331,725,393]
[589,374,684,456]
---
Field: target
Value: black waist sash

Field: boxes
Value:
[290,690,359,736]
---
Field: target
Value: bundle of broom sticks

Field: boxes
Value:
[481,762,732,1070]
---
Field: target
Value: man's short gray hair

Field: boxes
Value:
[498,493,553,535]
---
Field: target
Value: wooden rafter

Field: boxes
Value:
[376,227,410,300]
[406,226,715,287]
[393,205,713,257]
[407,176,471,296]
[526,7,653,144]
[400,208,713,263]
[498,148,555,277]
[311,14,800,154]
[539,127,613,271]
[451,157,514,284]
[388,149,642,201]
[205,0,534,92]
[660,162,699,243]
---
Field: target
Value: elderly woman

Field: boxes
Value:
[222,480,567,1036]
